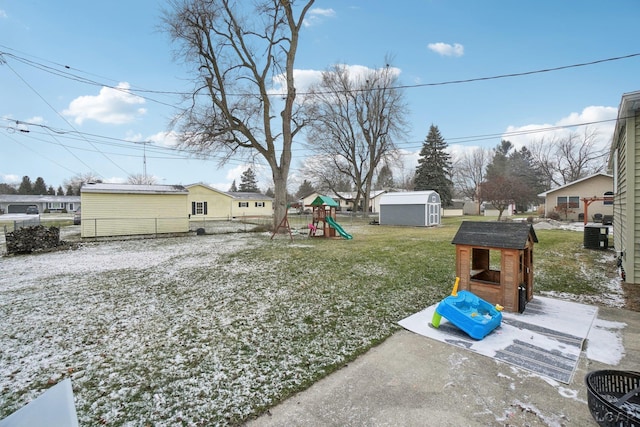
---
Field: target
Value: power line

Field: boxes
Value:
[2,46,638,98]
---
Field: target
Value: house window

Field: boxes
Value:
[191,201,208,215]
[239,202,249,208]
[255,202,265,208]
[47,202,64,210]
[556,196,579,208]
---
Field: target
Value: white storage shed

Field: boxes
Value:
[379,191,441,226]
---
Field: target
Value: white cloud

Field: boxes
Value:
[0,9,7,19]
[503,105,617,150]
[1,174,20,184]
[428,42,464,57]
[303,7,336,27]
[63,82,146,125]
[270,64,401,98]
[146,130,181,148]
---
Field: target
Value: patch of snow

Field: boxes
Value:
[586,318,626,365]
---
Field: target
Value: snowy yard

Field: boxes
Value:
[0,221,625,425]
[0,229,417,425]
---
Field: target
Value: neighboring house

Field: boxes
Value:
[0,194,80,214]
[229,192,273,217]
[379,191,441,226]
[443,199,465,217]
[482,202,515,218]
[301,190,386,213]
[537,173,613,222]
[186,183,234,221]
[609,90,640,283]
[80,183,189,238]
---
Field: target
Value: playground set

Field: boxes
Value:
[308,195,352,240]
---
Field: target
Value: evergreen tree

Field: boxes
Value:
[238,168,260,192]
[376,164,395,189]
[18,176,33,195]
[33,177,47,195]
[47,186,56,195]
[66,185,74,196]
[56,186,65,195]
[229,180,238,192]
[414,125,454,206]
[265,187,274,197]
[295,180,315,199]
[0,183,17,194]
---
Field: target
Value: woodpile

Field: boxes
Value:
[5,225,61,254]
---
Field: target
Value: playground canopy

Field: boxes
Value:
[310,195,339,207]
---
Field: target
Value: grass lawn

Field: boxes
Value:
[0,217,621,425]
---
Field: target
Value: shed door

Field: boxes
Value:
[427,203,440,225]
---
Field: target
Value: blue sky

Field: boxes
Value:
[1,0,639,192]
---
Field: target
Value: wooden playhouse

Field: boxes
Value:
[451,221,538,313]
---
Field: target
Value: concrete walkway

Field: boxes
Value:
[246,306,640,426]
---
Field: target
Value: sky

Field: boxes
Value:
[1,0,639,193]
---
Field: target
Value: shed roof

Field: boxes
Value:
[451,221,538,249]
[81,183,188,194]
[310,195,338,207]
[380,191,440,205]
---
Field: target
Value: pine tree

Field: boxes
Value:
[295,180,315,199]
[33,177,47,195]
[375,164,395,189]
[238,168,260,193]
[47,186,56,195]
[414,125,453,206]
[56,186,65,196]
[229,180,238,192]
[18,176,33,195]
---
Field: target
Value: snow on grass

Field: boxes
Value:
[0,231,418,425]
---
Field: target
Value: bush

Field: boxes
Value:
[547,211,561,221]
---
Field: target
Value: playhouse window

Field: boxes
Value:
[470,248,501,285]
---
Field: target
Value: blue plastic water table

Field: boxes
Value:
[432,290,503,340]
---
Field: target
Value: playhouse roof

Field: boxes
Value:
[310,195,339,207]
[451,221,538,249]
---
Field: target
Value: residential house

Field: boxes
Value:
[186,183,234,221]
[537,173,613,222]
[229,192,273,218]
[80,183,189,238]
[301,190,386,213]
[0,194,80,214]
[609,90,640,283]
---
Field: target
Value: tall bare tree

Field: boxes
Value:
[528,126,608,188]
[452,147,490,214]
[303,61,408,216]
[164,0,315,228]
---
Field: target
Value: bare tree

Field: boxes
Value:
[164,0,315,228]
[303,61,408,216]
[452,147,490,214]
[479,175,525,221]
[528,126,608,188]
[63,173,102,196]
[127,174,158,185]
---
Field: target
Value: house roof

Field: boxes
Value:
[81,183,188,194]
[610,90,640,167]
[451,221,538,249]
[537,173,613,197]
[228,192,273,200]
[0,195,80,203]
[310,195,339,207]
[380,190,440,205]
[185,182,230,196]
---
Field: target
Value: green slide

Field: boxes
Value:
[326,216,353,239]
